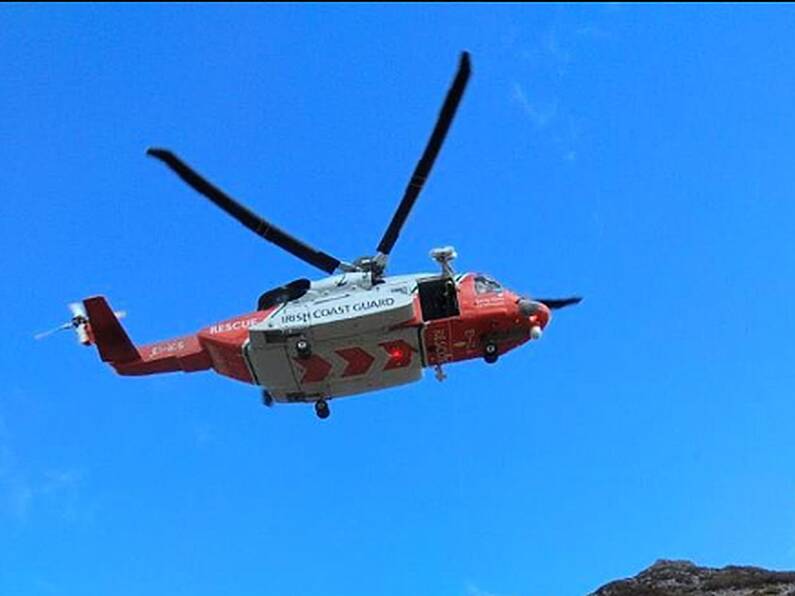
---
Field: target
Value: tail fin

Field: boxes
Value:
[83,296,140,363]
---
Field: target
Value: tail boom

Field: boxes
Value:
[82,296,212,376]
[115,334,212,376]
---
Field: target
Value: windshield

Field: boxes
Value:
[474,274,503,294]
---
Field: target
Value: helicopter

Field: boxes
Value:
[39,52,581,419]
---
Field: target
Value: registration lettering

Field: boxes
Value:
[431,327,452,363]
[151,340,185,357]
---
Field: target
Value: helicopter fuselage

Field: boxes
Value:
[105,271,550,404]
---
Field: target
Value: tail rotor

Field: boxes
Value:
[34,302,126,346]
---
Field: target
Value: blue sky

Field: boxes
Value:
[3,4,795,595]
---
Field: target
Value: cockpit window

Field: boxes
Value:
[474,275,503,295]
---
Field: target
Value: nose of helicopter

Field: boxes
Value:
[516,298,551,339]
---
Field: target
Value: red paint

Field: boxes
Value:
[109,308,275,383]
[293,355,333,383]
[115,334,211,376]
[423,274,549,366]
[83,297,139,363]
[336,347,375,377]
[197,310,273,382]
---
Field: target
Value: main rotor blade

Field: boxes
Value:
[147,148,342,274]
[536,297,583,310]
[376,51,472,257]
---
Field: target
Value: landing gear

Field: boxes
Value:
[483,341,499,364]
[296,338,312,360]
[261,390,273,407]
[314,399,330,419]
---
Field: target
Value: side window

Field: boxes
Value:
[474,275,503,295]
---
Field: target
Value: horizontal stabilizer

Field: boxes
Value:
[83,297,140,363]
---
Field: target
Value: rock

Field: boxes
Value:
[590,559,795,595]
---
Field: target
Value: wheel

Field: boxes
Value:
[296,338,312,359]
[314,400,330,419]
[261,390,273,407]
[315,399,330,419]
[484,341,498,364]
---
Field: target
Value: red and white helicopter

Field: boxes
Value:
[39,52,580,419]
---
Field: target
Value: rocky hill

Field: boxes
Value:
[590,560,795,596]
